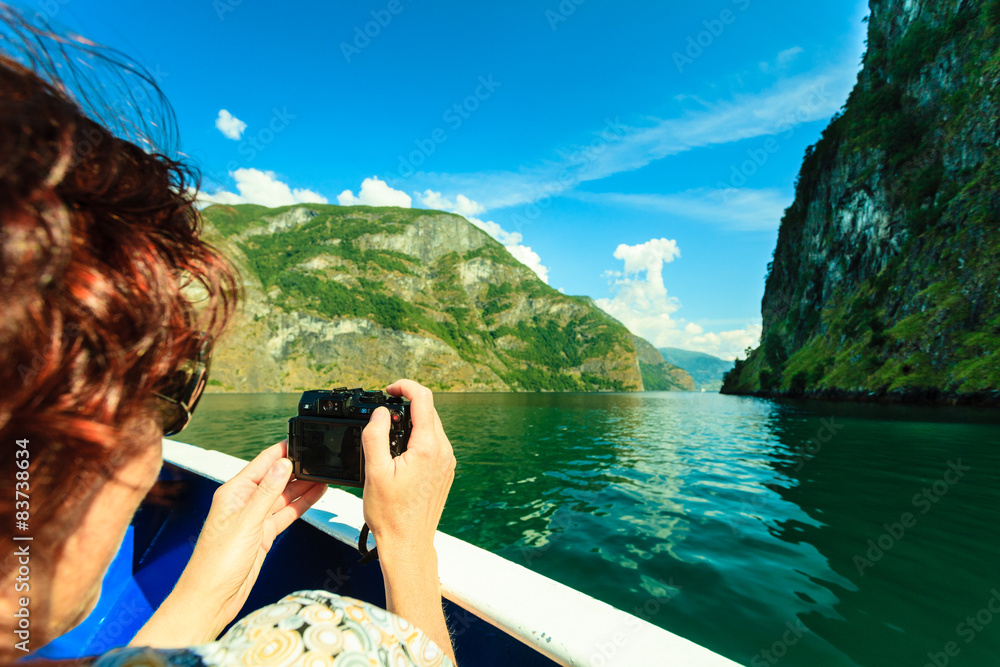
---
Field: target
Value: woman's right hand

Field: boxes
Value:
[360,379,457,664]
[361,379,456,558]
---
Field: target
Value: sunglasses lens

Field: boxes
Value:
[158,398,187,437]
[157,359,209,436]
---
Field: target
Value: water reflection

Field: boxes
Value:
[760,399,1000,666]
[182,391,1000,666]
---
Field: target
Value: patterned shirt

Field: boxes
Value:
[92,590,455,667]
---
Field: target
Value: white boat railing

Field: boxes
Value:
[163,439,740,667]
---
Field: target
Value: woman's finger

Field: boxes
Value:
[234,441,288,484]
[245,458,293,522]
[271,483,327,534]
[386,379,435,428]
[268,478,323,515]
[362,407,394,474]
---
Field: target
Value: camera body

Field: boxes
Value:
[287,387,411,486]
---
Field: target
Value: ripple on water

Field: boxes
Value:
[184,391,1000,666]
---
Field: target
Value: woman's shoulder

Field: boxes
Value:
[94,590,454,667]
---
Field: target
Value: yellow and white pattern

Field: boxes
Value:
[93,591,453,667]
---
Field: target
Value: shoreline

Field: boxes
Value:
[720,387,1000,407]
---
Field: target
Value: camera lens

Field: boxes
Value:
[320,400,335,413]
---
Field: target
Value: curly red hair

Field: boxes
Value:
[0,10,239,548]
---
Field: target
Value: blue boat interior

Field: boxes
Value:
[29,462,558,666]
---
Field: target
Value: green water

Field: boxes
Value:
[180,392,1000,666]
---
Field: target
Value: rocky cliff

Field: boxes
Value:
[722,0,1000,403]
[633,337,697,391]
[199,203,673,393]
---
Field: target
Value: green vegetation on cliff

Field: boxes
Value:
[723,0,1000,402]
[202,203,656,393]
[659,348,733,391]
[633,337,697,392]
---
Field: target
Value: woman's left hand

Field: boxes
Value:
[131,441,326,648]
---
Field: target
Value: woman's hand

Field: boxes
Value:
[361,379,457,664]
[362,379,456,558]
[131,442,326,648]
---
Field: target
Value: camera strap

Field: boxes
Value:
[358,522,379,564]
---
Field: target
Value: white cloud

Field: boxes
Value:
[762,46,805,73]
[594,238,761,360]
[463,214,549,283]
[413,58,859,211]
[685,323,763,360]
[338,177,412,208]
[778,46,805,66]
[595,238,683,341]
[202,168,328,207]
[576,188,792,232]
[502,242,549,284]
[613,238,680,276]
[418,190,485,218]
[416,190,550,284]
[215,109,247,140]
[466,216,522,246]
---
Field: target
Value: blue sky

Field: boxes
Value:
[30,0,869,359]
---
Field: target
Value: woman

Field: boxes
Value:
[0,6,457,665]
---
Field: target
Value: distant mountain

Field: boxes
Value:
[635,339,696,392]
[658,348,734,392]
[198,203,686,393]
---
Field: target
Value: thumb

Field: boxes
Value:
[362,407,393,474]
[246,458,292,521]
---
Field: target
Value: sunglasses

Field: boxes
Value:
[153,339,211,437]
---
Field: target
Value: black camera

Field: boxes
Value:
[287,387,411,487]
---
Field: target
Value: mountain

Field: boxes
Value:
[198,203,680,393]
[658,348,733,392]
[635,338,697,391]
[722,0,1000,404]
